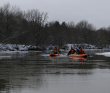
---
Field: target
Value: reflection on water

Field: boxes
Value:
[0,50,110,93]
[69,56,87,65]
[50,55,87,66]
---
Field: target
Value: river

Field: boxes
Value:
[0,49,110,93]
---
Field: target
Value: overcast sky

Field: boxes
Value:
[0,0,110,29]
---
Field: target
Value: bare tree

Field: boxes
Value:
[24,9,48,46]
[76,20,95,44]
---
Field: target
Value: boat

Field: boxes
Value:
[68,54,87,58]
[49,53,60,57]
[69,56,87,61]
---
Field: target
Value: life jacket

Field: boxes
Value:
[52,49,55,52]
[57,48,59,51]
[71,49,75,53]
[79,49,84,54]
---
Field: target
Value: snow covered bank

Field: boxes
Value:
[0,43,48,51]
[0,44,31,51]
[95,52,110,57]
[62,44,96,50]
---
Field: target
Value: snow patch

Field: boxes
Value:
[0,44,30,51]
[95,52,110,57]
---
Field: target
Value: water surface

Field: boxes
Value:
[0,50,110,93]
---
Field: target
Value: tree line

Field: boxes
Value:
[0,4,110,48]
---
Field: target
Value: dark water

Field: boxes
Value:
[0,50,110,93]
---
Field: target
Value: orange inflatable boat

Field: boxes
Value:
[68,54,87,58]
[49,53,60,57]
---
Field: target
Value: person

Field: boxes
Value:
[57,46,61,54]
[76,48,79,54]
[68,47,76,55]
[52,48,55,54]
[52,46,60,54]
[78,47,85,54]
[71,48,76,54]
